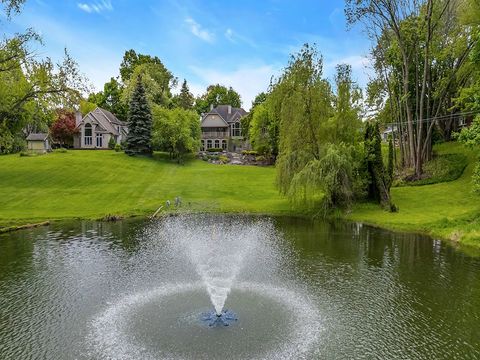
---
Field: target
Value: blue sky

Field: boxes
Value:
[3,0,373,109]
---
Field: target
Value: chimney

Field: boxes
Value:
[228,105,232,115]
[75,110,83,127]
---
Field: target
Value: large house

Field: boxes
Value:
[74,107,128,149]
[200,105,249,152]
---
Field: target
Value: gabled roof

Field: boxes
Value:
[201,113,229,128]
[26,133,48,141]
[77,107,126,136]
[209,105,248,123]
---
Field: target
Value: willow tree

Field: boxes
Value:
[275,44,365,211]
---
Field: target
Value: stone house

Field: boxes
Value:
[73,107,128,149]
[26,133,51,153]
[200,105,249,152]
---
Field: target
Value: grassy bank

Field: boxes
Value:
[348,142,480,248]
[1,143,479,249]
[0,151,291,227]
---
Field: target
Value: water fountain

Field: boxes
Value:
[88,215,323,359]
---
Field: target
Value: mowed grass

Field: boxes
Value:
[0,151,291,227]
[348,142,480,248]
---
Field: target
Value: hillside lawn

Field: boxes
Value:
[348,142,480,249]
[0,142,479,249]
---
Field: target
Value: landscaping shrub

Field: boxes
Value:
[108,137,116,149]
[114,143,121,152]
[219,155,229,164]
[207,148,223,152]
[399,153,468,186]
[255,155,266,162]
[242,150,258,155]
[54,148,68,153]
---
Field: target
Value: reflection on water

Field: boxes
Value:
[0,216,479,359]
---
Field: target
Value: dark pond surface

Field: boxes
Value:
[0,216,479,359]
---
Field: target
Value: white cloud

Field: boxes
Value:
[190,64,279,110]
[224,28,257,48]
[185,17,214,43]
[77,0,113,14]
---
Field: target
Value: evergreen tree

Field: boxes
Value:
[125,76,152,156]
[364,122,396,211]
[174,79,194,109]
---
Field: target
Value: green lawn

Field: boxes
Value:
[1,143,480,249]
[348,142,480,248]
[0,151,291,227]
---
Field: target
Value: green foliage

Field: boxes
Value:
[108,137,116,149]
[274,44,364,212]
[249,102,278,157]
[455,116,480,146]
[125,76,153,156]
[387,137,394,187]
[218,155,229,164]
[114,143,121,152]
[53,148,68,153]
[151,106,200,162]
[364,122,395,211]
[399,153,468,186]
[473,162,480,193]
[241,150,258,155]
[122,63,176,108]
[79,100,97,116]
[206,148,223,152]
[0,25,88,154]
[194,84,241,114]
[172,79,194,110]
[255,155,266,162]
[88,77,129,121]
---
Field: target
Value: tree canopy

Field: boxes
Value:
[194,84,241,114]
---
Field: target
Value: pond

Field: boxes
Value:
[0,215,479,359]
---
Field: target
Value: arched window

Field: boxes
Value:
[200,140,205,151]
[206,139,213,149]
[231,122,241,137]
[214,139,220,148]
[84,123,92,145]
[222,140,227,150]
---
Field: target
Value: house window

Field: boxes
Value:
[231,122,241,137]
[222,140,227,150]
[84,124,92,145]
[459,117,466,126]
[200,140,205,151]
[206,139,213,149]
[214,139,220,148]
[96,133,103,147]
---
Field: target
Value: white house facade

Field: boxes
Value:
[73,107,128,149]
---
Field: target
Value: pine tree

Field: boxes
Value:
[125,76,152,156]
[176,79,194,109]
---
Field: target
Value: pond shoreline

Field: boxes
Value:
[2,210,479,256]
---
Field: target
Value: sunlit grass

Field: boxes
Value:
[0,150,291,226]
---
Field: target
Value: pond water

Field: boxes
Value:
[0,215,479,359]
